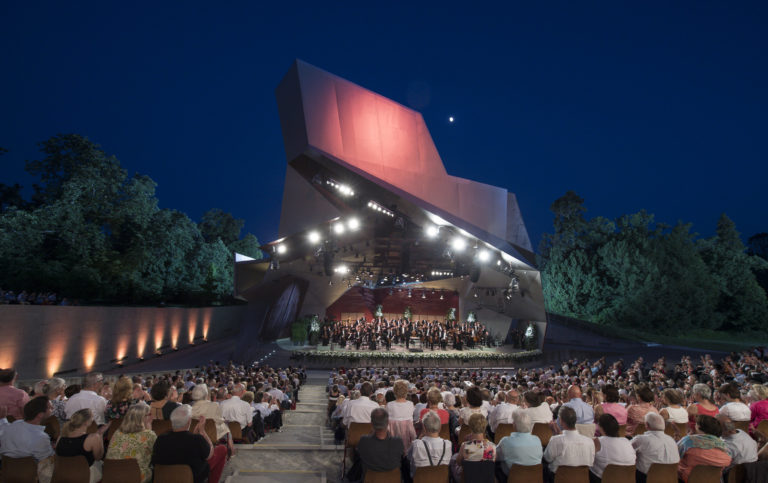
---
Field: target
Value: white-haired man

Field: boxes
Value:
[496,409,543,480]
[220,383,252,432]
[630,412,679,483]
[408,411,452,478]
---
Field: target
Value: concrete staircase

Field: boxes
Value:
[224,371,342,483]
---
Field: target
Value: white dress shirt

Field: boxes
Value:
[489,403,518,432]
[720,402,751,421]
[723,430,758,465]
[220,396,252,429]
[0,419,55,461]
[525,403,553,424]
[342,396,379,427]
[591,436,636,478]
[408,436,452,476]
[543,430,595,474]
[630,430,680,474]
[64,390,107,425]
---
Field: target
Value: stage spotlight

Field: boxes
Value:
[276,244,287,255]
[478,249,490,262]
[496,260,502,266]
[347,218,360,230]
[451,237,466,251]
[421,291,426,299]
[308,231,321,244]
[333,223,345,234]
[439,292,444,300]
[334,265,349,274]
[425,225,439,238]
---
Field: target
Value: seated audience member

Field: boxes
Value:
[543,406,595,483]
[677,415,732,483]
[149,380,180,420]
[590,414,636,482]
[0,396,55,481]
[659,388,688,432]
[220,383,252,432]
[189,384,232,453]
[106,402,157,483]
[43,377,68,422]
[386,380,416,449]
[65,372,107,425]
[563,385,594,425]
[451,413,496,483]
[593,385,627,425]
[152,405,227,483]
[459,386,488,426]
[749,384,768,432]
[496,409,543,480]
[631,412,680,483]
[489,389,518,434]
[523,390,553,424]
[717,414,757,467]
[419,387,450,426]
[717,383,751,422]
[106,376,135,421]
[0,368,31,420]
[408,411,452,478]
[342,382,379,428]
[626,385,659,437]
[356,407,405,477]
[56,408,108,483]
[686,383,719,432]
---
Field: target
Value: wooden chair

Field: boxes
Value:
[727,464,745,483]
[154,464,194,483]
[461,460,495,483]
[687,465,722,483]
[43,415,61,442]
[756,419,768,439]
[228,421,245,443]
[553,465,589,483]
[439,423,450,440]
[1,455,38,483]
[107,417,123,441]
[457,424,472,444]
[733,420,749,432]
[601,464,635,483]
[633,423,647,436]
[618,424,626,437]
[532,422,553,448]
[494,423,515,444]
[51,455,90,483]
[507,463,543,483]
[363,467,400,483]
[343,422,372,475]
[413,464,449,483]
[102,458,142,483]
[189,419,218,443]
[152,418,172,436]
[645,462,679,483]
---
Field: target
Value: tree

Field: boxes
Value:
[199,208,244,245]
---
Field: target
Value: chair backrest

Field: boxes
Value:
[553,465,589,483]
[664,422,687,441]
[633,423,647,435]
[494,423,515,444]
[152,418,173,436]
[346,422,373,448]
[363,467,400,483]
[439,423,450,440]
[461,460,495,483]
[531,423,553,448]
[457,424,472,444]
[227,421,243,441]
[757,419,768,439]
[154,464,194,483]
[733,420,749,432]
[51,455,90,483]
[1,455,38,483]
[413,464,449,483]
[102,458,142,483]
[601,464,636,483]
[107,417,123,441]
[507,464,543,483]
[203,419,218,443]
[727,464,745,483]
[687,465,722,483]
[646,463,679,483]
[44,415,60,442]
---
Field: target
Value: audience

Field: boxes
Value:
[488,389,518,434]
[593,385,627,425]
[717,414,758,468]
[386,379,416,450]
[543,406,595,482]
[630,412,680,483]
[148,380,180,420]
[342,381,379,428]
[407,410,451,478]
[55,408,107,483]
[677,415,732,482]
[749,384,768,433]
[356,407,404,478]
[450,413,496,482]
[496,409,543,480]
[105,376,135,420]
[0,368,30,420]
[717,382,751,422]
[106,402,157,483]
[65,372,107,425]
[0,396,55,482]
[590,414,636,482]
[189,384,233,453]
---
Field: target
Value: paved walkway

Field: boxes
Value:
[224,371,343,483]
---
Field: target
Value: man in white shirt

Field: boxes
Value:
[342,382,379,428]
[408,411,451,478]
[718,415,758,467]
[543,406,595,482]
[0,396,55,482]
[630,412,679,482]
[220,384,252,430]
[489,390,519,433]
[65,372,107,425]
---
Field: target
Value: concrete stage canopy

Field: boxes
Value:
[234,60,546,355]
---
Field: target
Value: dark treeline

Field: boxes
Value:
[539,191,768,334]
[0,134,262,305]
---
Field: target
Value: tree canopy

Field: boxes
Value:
[539,191,768,334]
[0,134,263,305]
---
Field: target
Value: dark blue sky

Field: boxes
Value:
[2,2,766,248]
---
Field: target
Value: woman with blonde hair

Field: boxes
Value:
[106,402,157,483]
[106,377,136,421]
[55,408,107,483]
[386,379,416,450]
[450,413,496,482]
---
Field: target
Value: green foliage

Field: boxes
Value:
[0,134,263,305]
[540,194,768,334]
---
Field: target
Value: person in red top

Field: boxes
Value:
[748,384,768,433]
[0,369,30,421]
[419,388,449,426]
[687,383,719,432]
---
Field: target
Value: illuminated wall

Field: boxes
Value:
[0,305,246,380]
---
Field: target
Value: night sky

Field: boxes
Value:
[2,2,766,249]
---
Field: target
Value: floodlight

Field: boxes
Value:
[308,231,321,244]
[334,223,345,234]
[276,244,287,255]
[451,237,466,251]
[478,249,490,262]
[425,225,439,238]
[348,218,360,230]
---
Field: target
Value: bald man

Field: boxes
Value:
[562,385,594,425]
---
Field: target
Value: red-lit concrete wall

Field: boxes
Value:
[0,305,246,380]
